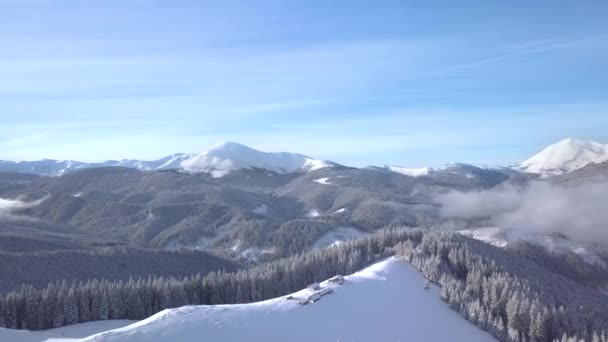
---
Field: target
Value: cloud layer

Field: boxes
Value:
[0,197,44,221]
[435,182,608,246]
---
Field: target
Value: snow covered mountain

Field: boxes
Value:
[73,257,492,342]
[385,165,432,177]
[518,138,608,177]
[0,154,193,176]
[180,141,333,177]
[0,142,333,177]
[383,138,608,179]
[2,138,606,179]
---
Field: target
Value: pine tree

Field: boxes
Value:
[52,290,65,328]
[64,288,79,325]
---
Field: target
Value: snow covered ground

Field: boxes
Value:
[385,165,432,177]
[332,207,346,214]
[459,227,606,266]
[304,208,320,218]
[70,257,494,342]
[0,321,134,342]
[313,177,332,185]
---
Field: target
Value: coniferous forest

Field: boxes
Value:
[1,228,607,342]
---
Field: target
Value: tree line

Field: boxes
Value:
[0,228,408,330]
[396,230,608,342]
[1,227,607,342]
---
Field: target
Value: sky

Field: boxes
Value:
[0,0,607,167]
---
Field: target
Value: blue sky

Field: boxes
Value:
[0,0,607,167]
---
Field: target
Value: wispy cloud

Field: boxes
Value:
[2,134,49,146]
[0,2,606,164]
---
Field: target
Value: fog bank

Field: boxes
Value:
[435,182,608,246]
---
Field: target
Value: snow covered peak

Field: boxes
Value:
[384,163,488,177]
[519,138,608,176]
[207,141,259,154]
[180,142,333,177]
[385,165,432,177]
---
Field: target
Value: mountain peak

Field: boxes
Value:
[207,141,256,153]
[519,138,608,176]
[181,142,332,177]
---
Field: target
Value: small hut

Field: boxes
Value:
[307,282,321,291]
[328,275,344,285]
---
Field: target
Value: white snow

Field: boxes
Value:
[332,208,346,214]
[0,320,134,342]
[252,204,269,216]
[518,138,608,176]
[305,209,320,218]
[313,177,332,185]
[76,257,495,342]
[302,158,330,171]
[313,227,367,249]
[155,154,195,170]
[180,142,332,177]
[459,227,606,266]
[385,165,432,177]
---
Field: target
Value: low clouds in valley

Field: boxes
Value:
[435,181,608,246]
[0,197,41,220]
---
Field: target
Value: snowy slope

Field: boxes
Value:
[100,154,194,171]
[385,165,432,177]
[312,177,332,184]
[0,154,194,176]
[459,227,606,266]
[519,138,608,177]
[383,163,499,178]
[78,257,494,342]
[0,320,134,342]
[180,142,332,177]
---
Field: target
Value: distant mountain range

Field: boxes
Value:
[0,141,334,177]
[0,138,607,178]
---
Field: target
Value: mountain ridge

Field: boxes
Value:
[1,138,606,178]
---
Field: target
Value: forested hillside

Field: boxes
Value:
[0,247,239,293]
[1,229,606,342]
